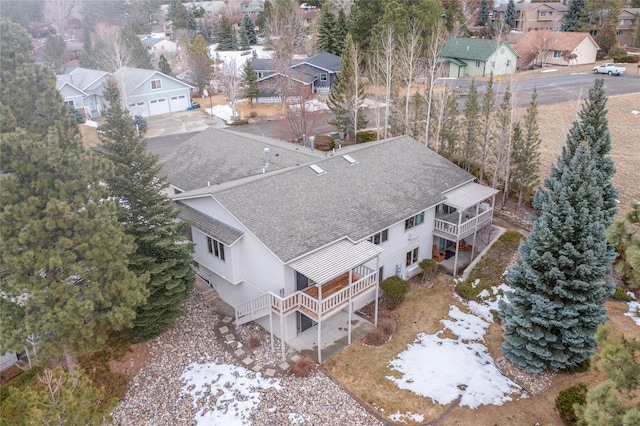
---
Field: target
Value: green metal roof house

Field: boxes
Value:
[442,38,521,78]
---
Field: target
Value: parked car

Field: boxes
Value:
[592,63,626,76]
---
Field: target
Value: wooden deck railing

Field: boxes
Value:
[434,208,493,239]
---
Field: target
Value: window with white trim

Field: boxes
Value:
[320,73,327,81]
[151,79,162,89]
[64,100,75,107]
[405,212,425,231]
[368,229,388,245]
[475,60,481,67]
[207,236,225,261]
[406,247,419,267]
[553,50,562,58]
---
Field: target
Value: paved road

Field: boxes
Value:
[149,72,639,150]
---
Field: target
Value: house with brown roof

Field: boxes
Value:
[616,8,640,47]
[514,31,599,68]
[493,2,567,32]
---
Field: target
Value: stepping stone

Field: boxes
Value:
[252,365,263,372]
[219,326,229,334]
[224,334,235,341]
[290,355,302,363]
[223,317,233,323]
[264,368,276,377]
[242,357,254,365]
[278,362,290,371]
[234,349,245,357]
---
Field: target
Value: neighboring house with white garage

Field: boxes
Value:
[160,129,498,362]
[113,67,194,117]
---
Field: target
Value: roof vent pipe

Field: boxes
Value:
[264,148,270,167]
[309,136,315,152]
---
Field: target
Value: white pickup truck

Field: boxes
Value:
[592,63,626,76]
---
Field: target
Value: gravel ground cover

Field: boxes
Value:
[109,290,381,426]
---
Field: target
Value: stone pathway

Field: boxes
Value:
[194,276,301,377]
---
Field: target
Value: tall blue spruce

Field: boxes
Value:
[498,79,617,373]
[98,79,195,340]
[504,0,516,27]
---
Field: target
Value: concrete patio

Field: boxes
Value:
[287,311,376,364]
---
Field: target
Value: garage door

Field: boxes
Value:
[149,98,169,116]
[170,94,189,112]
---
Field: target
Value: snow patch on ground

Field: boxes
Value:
[390,411,425,423]
[387,298,523,409]
[541,69,558,73]
[625,300,640,326]
[83,120,99,128]
[304,99,329,111]
[207,105,234,122]
[631,110,640,115]
[180,362,281,425]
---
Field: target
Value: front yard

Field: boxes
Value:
[324,231,639,425]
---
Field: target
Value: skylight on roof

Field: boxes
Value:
[342,154,357,164]
[309,164,325,175]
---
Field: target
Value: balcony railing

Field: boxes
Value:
[434,208,493,240]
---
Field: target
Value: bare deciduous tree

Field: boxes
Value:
[93,24,133,72]
[44,0,77,37]
[221,58,242,119]
[283,91,323,143]
[423,22,447,147]
[533,30,554,68]
[265,0,306,59]
[375,26,397,139]
[397,24,423,136]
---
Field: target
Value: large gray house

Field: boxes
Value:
[161,129,498,362]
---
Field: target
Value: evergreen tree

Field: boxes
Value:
[607,201,640,289]
[576,325,640,425]
[595,22,618,59]
[98,79,194,340]
[256,0,272,37]
[504,0,516,27]
[348,0,386,51]
[122,23,152,69]
[441,91,461,163]
[327,34,368,140]
[44,34,66,71]
[477,0,490,26]
[492,85,514,191]
[238,26,251,50]
[0,22,148,369]
[241,13,257,45]
[216,16,236,50]
[561,0,588,31]
[241,61,260,106]
[158,53,172,76]
[167,0,189,30]
[335,9,348,56]
[462,80,480,173]
[512,87,541,207]
[479,74,495,183]
[316,3,337,54]
[498,82,617,373]
[188,34,213,95]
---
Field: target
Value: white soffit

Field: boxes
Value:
[288,239,382,285]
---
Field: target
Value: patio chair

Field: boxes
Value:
[432,245,446,262]
[458,240,473,252]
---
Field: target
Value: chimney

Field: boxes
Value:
[264,148,270,167]
[309,136,315,152]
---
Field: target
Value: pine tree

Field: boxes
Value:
[122,23,152,69]
[44,35,66,71]
[477,0,490,26]
[561,0,588,31]
[462,80,480,173]
[167,0,189,30]
[238,26,251,50]
[504,0,516,27]
[335,9,348,56]
[0,23,147,369]
[216,16,236,51]
[188,34,213,95]
[498,82,617,373]
[316,3,337,54]
[241,61,260,106]
[479,74,495,183]
[512,87,541,207]
[241,13,257,45]
[607,201,640,288]
[97,79,194,340]
[327,34,368,140]
[158,53,172,76]
[576,325,640,425]
[595,22,618,59]
[440,91,461,163]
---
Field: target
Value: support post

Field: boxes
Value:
[269,302,274,352]
[280,312,285,361]
[318,319,322,364]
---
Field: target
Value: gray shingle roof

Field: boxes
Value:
[160,128,322,192]
[250,58,278,72]
[294,52,341,73]
[177,202,243,245]
[58,67,110,92]
[189,137,474,263]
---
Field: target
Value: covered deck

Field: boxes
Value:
[432,182,498,275]
[273,239,382,363]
